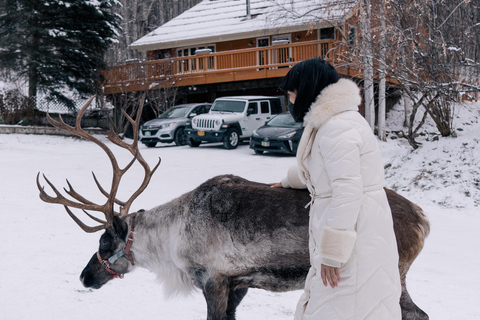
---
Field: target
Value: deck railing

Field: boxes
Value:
[101,40,338,94]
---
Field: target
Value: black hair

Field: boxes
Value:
[279,58,339,122]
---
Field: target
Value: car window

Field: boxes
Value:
[160,107,190,118]
[247,102,258,115]
[260,101,269,114]
[270,99,282,114]
[211,100,246,112]
[199,105,209,114]
[267,113,302,128]
[191,106,200,115]
[191,105,205,115]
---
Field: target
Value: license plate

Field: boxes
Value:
[198,131,205,136]
[145,131,151,136]
[261,141,270,147]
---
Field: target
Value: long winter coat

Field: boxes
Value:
[281,79,401,320]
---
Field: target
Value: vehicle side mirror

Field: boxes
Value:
[189,113,197,118]
[247,108,255,116]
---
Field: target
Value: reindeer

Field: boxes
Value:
[37,97,430,320]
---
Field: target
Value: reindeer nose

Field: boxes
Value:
[80,269,104,289]
[80,271,86,286]
[80,269,88,287]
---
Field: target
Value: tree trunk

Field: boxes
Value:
[27,31,38,115]
[403,93,412,128]
[360,0,375,131]
[377,0,387,141]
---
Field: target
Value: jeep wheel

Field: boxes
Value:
[143,142,157,148]
[187,138,201,147]
[174,128,187,146]
[223,129,239,149]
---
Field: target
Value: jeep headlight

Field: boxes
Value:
[192,118,198,125]
[215,119,222,126]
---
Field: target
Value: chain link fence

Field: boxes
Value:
[35,96,87,114]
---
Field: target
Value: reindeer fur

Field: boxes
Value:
[81,174,430,320]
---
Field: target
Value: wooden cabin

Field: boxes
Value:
[101,0,364,103]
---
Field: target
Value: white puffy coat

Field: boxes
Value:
[282,79,401,320]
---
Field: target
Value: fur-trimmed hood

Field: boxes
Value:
[303,78,362,129]
[295,78,362,185]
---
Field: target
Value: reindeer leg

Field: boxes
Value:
[399,262,429,320]
[225,287,248,320]
[202,275,230,320]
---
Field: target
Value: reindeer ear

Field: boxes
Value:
[112,216,128,240]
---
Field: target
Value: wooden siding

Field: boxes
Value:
[102,40,361,94]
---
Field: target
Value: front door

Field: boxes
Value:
[257,37,270,68]
[257,101,272,124]
[242,102,261,137]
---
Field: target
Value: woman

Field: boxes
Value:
[272,58,401,320]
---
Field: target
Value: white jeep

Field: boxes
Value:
[185,96,283,149]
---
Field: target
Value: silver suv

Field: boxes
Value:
[139,103,211,147]
[185,96,283,149]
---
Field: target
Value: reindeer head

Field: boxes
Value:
[37,95,160,289]
[80,216,131,288]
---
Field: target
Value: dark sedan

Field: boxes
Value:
[249,113,303,155]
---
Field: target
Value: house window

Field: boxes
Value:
[320,27,335,40]
[272,34,291,45]
[272,34,291,66]
[348,27,357,45]
[150,49,171,60]
[177,45,215,57]
[257,37,270,48]
[177,45,216,73]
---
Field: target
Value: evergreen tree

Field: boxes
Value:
[0,0,120,109]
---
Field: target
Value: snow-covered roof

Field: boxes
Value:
[130,0,358,52]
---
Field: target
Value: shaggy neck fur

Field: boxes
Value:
[126,197,195,296]
[303,78,362,129]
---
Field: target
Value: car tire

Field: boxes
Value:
[143,142,157,148]
[223,129,240,149]
[254,149,264,155]
[187,138,201,147]
[174,127,187,146]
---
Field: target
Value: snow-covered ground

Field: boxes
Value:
[0,101,479,320]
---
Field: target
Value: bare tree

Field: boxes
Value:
[384,0,480,148]
[145,86,181,119]
[105,0,202,66]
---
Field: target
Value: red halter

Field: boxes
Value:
[97,217,136,279]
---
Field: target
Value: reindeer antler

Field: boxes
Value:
[37,95,161,233]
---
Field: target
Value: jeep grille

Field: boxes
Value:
[195,119,215,129]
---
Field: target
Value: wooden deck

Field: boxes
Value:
[101,40,362,95]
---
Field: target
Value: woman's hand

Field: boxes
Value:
[321,264,341,288]
[269,182,283,188]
